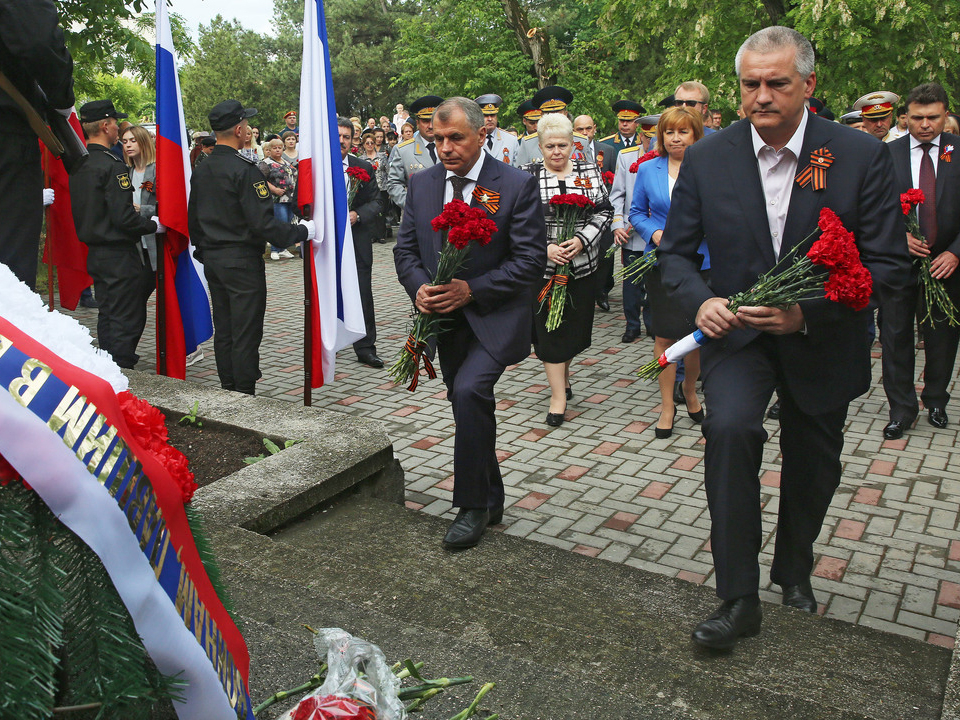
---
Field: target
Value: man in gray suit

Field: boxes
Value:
[385,95,442,209]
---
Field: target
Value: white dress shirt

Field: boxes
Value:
[750,109,808,256]
[443,150,486,205]
[910,133,941,188]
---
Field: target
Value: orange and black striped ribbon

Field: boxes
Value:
[404,335,436,391]
[537,273,569,306]
[795,147,834,191]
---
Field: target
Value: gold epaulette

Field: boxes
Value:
[620,145,641,155]
[397,138,415,148]
[600,133,617,143]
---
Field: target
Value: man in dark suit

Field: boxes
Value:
[881,83,960,436]
[338,117,383,368]
[658,26,910,649]
[394,97,547,549]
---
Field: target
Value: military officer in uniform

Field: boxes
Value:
[513,86,595,167]
[600,100,645,152]
[637,114,659,153]
[854,90,900,142]
[385,95,443,209]
[70,100,162,369]
[517,99,542,137]
[475,93,519,164]
[188,99,315,395]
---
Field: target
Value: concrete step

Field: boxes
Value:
[211,498,949,719]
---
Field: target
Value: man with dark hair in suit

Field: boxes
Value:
[881,83,960,437]
[0,0,74,290]
[394,97,546,550]
[337,117,383,368]
[659,26,910,649]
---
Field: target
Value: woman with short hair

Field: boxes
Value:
[521,113,612,427]
[629,106,708,438]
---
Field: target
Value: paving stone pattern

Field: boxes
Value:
[62,242,960,648]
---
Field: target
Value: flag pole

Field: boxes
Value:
[156,232,167,376]
[42,147,55,312]
[302,204,313,406]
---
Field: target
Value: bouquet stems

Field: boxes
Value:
[614,250,657,284]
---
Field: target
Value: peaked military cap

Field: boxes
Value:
[208,99,257,131]
[79,100,128,123]
[657,95,675,109]
[612,100,645,120]
[639,114,661,137]
[533,85,574,113]
[475,94,503,115]
[410,95,444,120]
[517,99,542,121]
[853,91,900,118]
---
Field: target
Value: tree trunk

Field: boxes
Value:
[759,0,787,25]
[498,0,553,88]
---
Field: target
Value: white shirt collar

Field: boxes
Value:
[750,107,809,159]
[445,149,486,184]
[910,133,942,150]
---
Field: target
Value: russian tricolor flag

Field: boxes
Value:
[298,0,366,387]
[155,2,213,379]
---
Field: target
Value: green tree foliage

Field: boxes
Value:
[596,0,960,115]
[78,73,155,122]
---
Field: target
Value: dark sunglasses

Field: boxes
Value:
[674,99,702,107]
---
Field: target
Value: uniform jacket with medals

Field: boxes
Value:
[385,131,438,208]
[69,144,157,247]
[188,145,307,257]
[484,127,519,165]
[511,131,595,168]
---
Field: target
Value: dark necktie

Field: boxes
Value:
[426,141,436,164]
[449,175,469,201]
[487,133,494,150]
[623,135,632,147]
[919,142,938,246]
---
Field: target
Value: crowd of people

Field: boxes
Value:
[5,1,959,657]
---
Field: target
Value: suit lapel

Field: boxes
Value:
[422,165,445,259]
[780,116,831,260]
[472,154,503,214]
[890,136,912,190]
[725,121,777,267]
[654,156,670,209]
[935,133,956,205]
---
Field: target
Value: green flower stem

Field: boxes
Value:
[252,664,328,715]
[404,687,444,711]
[614,250,657,283]
[448,682,496,720]
[394,660,426,680]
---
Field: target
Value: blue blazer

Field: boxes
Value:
[629,154,709,269]
[393,157,547,366]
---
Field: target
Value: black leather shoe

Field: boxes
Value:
[357,353,384,368]
[766,399,781,420]
[565,386,573,401]
[781,582,817,613]
[546,412,565,427]
[79,294,100,309]
[443,508,490,549]
[688,407,705,423]
[882,419,907,439]
[489,505,504,526]
[596,293,610,311]
[673,380,685,405]
[691,597,762,650]
[654,407,677,439]
[929,407,949,429]
[621,328,639,343]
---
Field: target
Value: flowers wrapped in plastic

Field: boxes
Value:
[390,200,496,390]
[900,188,959,326]
[637,208,873,379]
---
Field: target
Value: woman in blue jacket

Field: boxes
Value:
[629,107,707,438]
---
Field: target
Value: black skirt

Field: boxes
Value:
[533,270,599,364]
[647,266,709,339]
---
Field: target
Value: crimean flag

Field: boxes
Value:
[40,111,92,310]
[297,0,366,387]
[155,1,213,379]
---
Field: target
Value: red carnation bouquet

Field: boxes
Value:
[629,149,659,173]
[390,199,497,390]
[539,193,595,332]
[637,208,873,379]
[603,170,615,186]
[345,166,370,207]
[900,189,959,326]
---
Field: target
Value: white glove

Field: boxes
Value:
[55,106,75,119]
[42,188,55,206]
[152,216,166,234]
[299,218,316,241]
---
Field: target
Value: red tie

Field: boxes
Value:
[919,143,938,247]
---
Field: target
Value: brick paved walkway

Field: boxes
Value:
[61,242,960,647]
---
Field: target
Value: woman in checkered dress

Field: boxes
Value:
[521,113,612,427]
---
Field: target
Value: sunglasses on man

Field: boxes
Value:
[674,99,703,107]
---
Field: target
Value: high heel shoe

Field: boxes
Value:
[688,406,705,423]
[655,408,677,439]
[565,385,573,401]
[546,411,565,427]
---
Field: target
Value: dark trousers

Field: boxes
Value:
[598,252,614,296]
[86,244,154,368]
[203,251,266,395]
[352,233,377,354]
[437,318,506,510]
[880,281,921,422]
[621,249,651,333]
[701,336,846,600]
[1,132,43,290]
